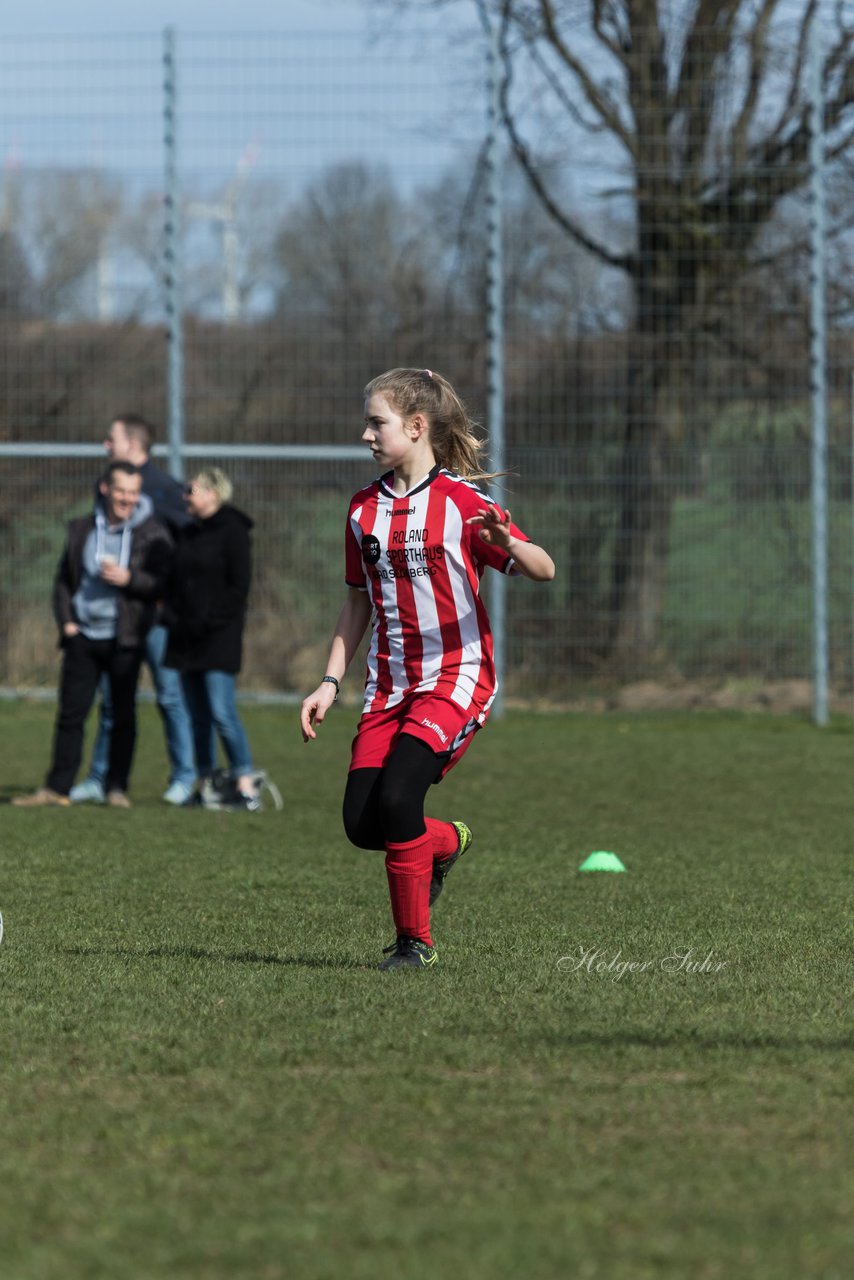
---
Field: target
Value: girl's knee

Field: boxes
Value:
[376,775,416,833]
[343,814,381,844]
[342,802,383,850]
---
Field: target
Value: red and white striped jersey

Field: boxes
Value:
[345,464,530,720]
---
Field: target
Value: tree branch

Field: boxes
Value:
[767,0,816,144]
[536,0,632,145]
[591,0,629,60]
[730,0,779,169]
[498,8,630,272]
[528,39,613,136]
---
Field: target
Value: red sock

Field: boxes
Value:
[425,817,458,861]
[385,831,433,945]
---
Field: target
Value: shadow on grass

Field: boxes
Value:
[61,944,368,972]
[536,1029,854,1053]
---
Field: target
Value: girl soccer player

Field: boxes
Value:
[300,368,555,971]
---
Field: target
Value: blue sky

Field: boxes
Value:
[0,0,486,200]
[0,0,483,178]
[0,0,377,36]
[0,0,487,320]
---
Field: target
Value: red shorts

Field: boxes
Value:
[349,692,483,780]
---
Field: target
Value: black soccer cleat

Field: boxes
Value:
[429,820,473,906]
[378,936,438,971]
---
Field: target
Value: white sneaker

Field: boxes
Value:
[69,778,106,804]
[162,780,196,806]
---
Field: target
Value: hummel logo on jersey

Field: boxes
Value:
[421,718,449,745]
[386,506,416,516]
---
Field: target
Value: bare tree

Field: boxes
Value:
[0,229,35,318]
[21,169,125,320]
[411,0,854,666]
[274,162,437,343]
[427,160,626,342]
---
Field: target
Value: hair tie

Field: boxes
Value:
[423,368,433,379]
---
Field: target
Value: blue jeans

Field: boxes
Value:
[88,624,196,788]
[180,670,254,778]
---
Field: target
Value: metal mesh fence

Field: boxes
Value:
[4,443,853,700]
[1,15,853,704]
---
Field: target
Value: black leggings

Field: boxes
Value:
[343,733,445,849]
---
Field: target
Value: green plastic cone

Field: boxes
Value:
[578,851,626,873]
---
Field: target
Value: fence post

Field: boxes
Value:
[480,3,506,717]
[809,14,828,727]
[163,26,185,482]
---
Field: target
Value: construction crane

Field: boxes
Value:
[186,140,260,322]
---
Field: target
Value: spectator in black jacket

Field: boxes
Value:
[13,462,172,808]
[70,413,197,807]
[163,468,260,811]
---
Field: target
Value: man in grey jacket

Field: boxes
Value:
[71,412,196,806]
[12,461,172,808]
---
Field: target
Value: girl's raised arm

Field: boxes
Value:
[466,505,555,582]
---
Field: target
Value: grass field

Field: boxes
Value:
[1,701,852,1279]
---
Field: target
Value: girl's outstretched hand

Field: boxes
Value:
[465,506,554,579]
[466,504,514,549]
[300,682,338,742]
